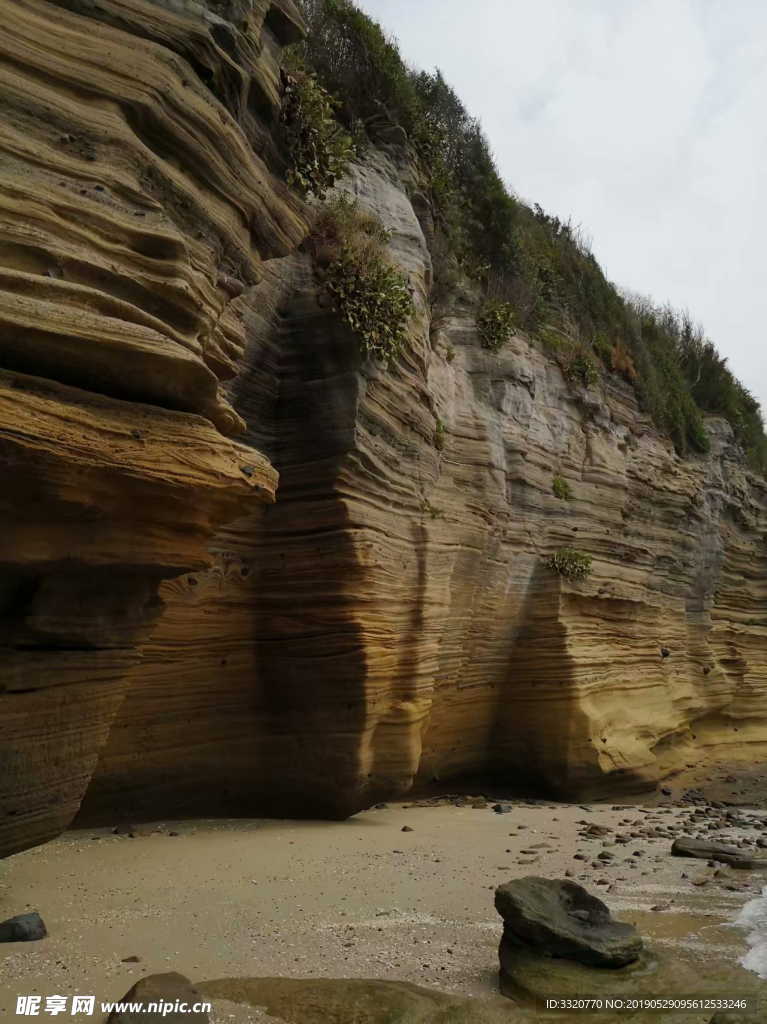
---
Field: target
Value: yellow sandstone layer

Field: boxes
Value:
[0,0,304,856]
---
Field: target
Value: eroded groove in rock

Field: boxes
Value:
[84,144,767,823]
[0,0,303,856]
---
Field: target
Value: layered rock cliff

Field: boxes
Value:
[0,0,304,857]
[2,0,766,859]
[82,144,767,824]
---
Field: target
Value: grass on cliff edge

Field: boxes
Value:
[289,0,767,473]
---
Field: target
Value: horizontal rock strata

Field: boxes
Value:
[84,144,767,823]
[0,0,304,856]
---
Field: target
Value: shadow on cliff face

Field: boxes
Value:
[224,260,374,819]
[2,566,166,851]
[490,564,601,800]
[233,259,374,818]
[76,257,374,823]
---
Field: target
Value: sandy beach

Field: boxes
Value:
[2,790,765,1021]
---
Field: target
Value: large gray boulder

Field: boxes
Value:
[494,876,642,967]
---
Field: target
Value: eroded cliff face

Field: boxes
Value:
[80,144,767,825]
[0,0,305,856]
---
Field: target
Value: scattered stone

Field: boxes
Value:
[375,802,388,810]
[401,826,414,833]
[661,787,672,796]
[122,955,141,963]
[0,912,47,943]
[168,831,180,837]
[493,804,511,814]
[583,823,611,838]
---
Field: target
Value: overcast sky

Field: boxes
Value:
[360,0,767,412]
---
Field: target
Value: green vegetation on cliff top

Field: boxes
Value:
[291,0,766,473]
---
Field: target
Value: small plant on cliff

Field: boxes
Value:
[477,300,515,353]
[563,350,600,389]
[281,64,354,199]
[610,342,637,383]
[420,498,444,519]
[326,248,413,362]
[546,547,592,581]
[552,474,572,500]
[311,195,414,362]
[540,327,600,391]
[444,344,456,364]
[434,417,447,452]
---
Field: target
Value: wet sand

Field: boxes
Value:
[0,800,763,1020]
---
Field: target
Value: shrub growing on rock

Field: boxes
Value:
[610,342,637,383]
[564,350,600,388]
[326,250,413,362]
[312,195,414,363]
[478,301,515,353]
[546,547,592,581]
[552,475,572,500]
[281,65,354,200]
[540,328,600,391]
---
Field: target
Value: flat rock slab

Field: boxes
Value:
[198,977,517,1023]
[671,837,767,870]
[494,876,642,967]
[0,912,47,942]
[107,973,209,1023]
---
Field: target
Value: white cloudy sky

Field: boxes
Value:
[359,0,767,411]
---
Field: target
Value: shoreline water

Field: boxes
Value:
[736,885,767,979]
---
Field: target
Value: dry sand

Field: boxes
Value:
[0,798,763,1021]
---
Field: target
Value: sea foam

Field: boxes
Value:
[736,886,767,978]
